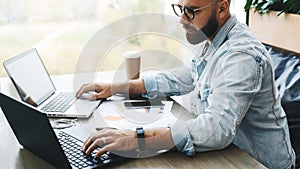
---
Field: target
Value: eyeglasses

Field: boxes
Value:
[171,4,211,20]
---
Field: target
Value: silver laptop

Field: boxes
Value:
[3,48,101,118]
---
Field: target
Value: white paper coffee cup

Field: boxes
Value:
[124,50,141,80]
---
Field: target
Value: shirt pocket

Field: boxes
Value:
[198,84,211,102]
[191,84,211,115]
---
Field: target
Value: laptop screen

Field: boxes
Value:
[3,48,56,106]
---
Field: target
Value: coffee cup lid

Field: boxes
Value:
[123,50,141,59]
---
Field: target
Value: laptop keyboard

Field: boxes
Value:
[57,131,115,169]
[41,92,75,112]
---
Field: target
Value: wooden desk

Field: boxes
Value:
[0,72,267,169]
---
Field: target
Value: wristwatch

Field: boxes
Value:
[136,127,145,151]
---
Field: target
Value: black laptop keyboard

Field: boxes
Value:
[41,92,75,112]
[57,131,117,169]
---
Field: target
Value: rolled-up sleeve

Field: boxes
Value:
[143,66,194,98]
[170,120,195,156]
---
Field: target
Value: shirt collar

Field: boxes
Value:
[206,15,237,57]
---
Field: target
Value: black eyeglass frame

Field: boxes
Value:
[171,4,211,20]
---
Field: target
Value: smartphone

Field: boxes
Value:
[124,100,164,108]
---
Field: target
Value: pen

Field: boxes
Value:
[95,127,117,131]
[95,98,106,109]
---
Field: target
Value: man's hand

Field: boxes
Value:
[82,127,175,157]
[82,128,137,157]
[76,79,147,100]
[76,83,113,100]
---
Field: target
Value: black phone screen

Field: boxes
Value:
[124,100,164,108]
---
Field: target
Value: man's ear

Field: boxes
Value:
[220,6,225,12]
[217,0,229,19]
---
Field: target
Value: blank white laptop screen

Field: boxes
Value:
[3,49,56,105]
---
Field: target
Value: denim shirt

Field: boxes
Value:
[143,16,295,169]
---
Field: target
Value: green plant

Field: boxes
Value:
[244,0,300,15]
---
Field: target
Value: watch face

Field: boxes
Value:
[136,128,144,137]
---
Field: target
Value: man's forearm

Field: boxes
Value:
[144,127,175,150]
[112,79,147,95]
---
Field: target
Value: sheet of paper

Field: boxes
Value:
[95,100,176,130]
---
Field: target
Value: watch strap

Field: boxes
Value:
[136,127,145,151]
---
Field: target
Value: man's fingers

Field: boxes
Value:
[83,131,113,152]
[89,90,109,100]
[82,132,102,152]
[89,93,100,100]
[76,84,89,98]
[82,129,134,157]
[94,144,115,157]
[76,84,96,98]
[82,136,94,152]
[84,137,114,157]
[85,141,101,155]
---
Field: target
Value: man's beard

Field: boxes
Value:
[185,10,219,44]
